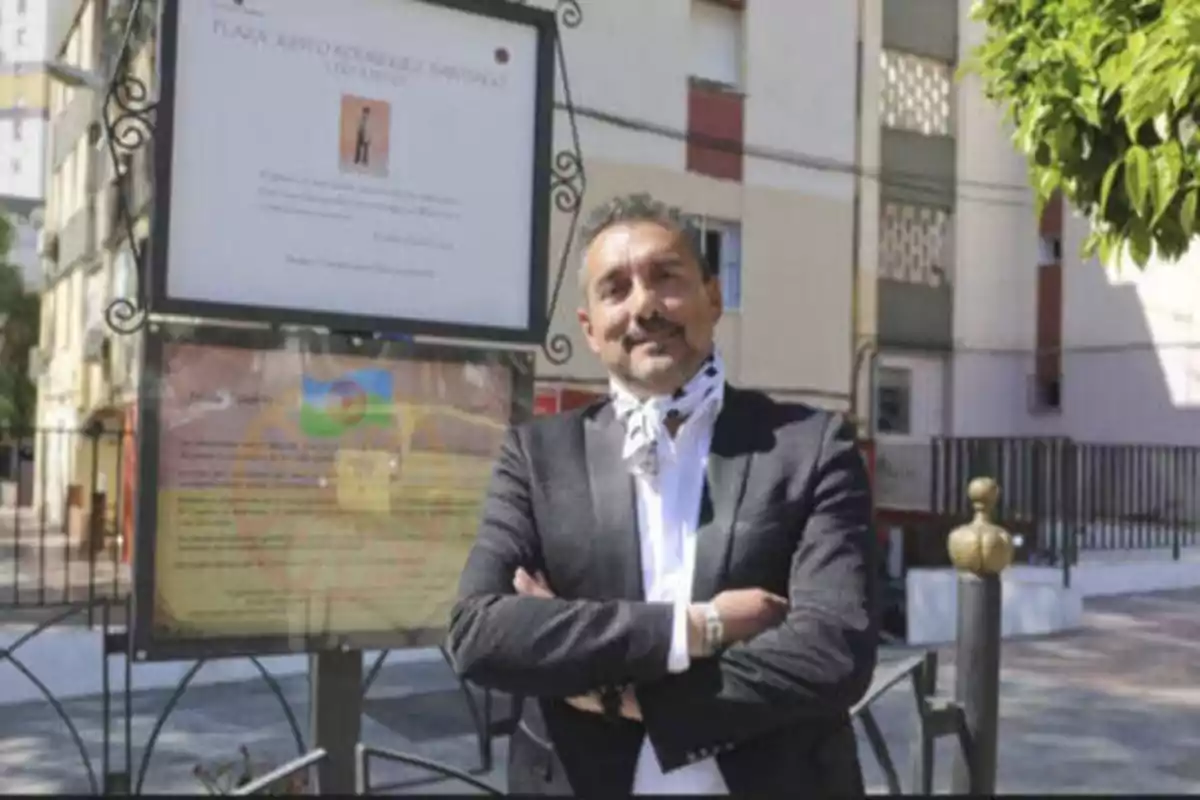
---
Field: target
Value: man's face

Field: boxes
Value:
[577,220,722,396]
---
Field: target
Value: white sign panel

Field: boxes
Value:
[162,0,549,334]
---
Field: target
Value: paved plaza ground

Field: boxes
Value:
[1,588,1198,795]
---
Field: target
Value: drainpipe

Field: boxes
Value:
[848,0,866,431]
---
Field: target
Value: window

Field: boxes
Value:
[15,28,26,47]
[10,158,20,175]
[875,367,912,435]
[18,0,27,14]
[879,201,952,287]
[1028,373,1062,414]
[1037,235,1062,267]
[12,118,22,140]
[689,0,743,89]
[692,217,743,311]
[880,50,954,137]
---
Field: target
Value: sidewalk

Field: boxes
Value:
[1,589,1198,794]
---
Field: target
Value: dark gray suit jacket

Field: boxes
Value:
[446,386,879,796]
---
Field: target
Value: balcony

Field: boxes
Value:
[58,203,98,270]
[52,91,100,170]
[882,0,958,64]
[876,201,954,350]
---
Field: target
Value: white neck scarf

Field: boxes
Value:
[610,351,726,477]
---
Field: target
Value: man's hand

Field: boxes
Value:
[564,687,642,721]
[513,567,554,598]
[512,567,643,721]
[687,588,789,657]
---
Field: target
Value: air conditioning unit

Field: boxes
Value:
[42,233,60,263]
[82,325,109,364]
[27,347,46,380]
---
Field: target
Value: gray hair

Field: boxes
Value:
[575,193,713,300]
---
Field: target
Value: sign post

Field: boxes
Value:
[127,0,560,789]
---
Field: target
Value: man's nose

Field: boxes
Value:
[628,279,662,319]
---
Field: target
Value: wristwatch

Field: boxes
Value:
[702,603,724,656]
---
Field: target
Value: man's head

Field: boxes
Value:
[576,193,723,398]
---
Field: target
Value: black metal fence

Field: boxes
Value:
[874,436,1200,576]
[0,425,134,616]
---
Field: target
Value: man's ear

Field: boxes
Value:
[705,277,724,325]
[577,307,601,355]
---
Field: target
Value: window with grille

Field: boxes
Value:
[880,50,954,137]
[876,367,912,436]
[879,201,952,287]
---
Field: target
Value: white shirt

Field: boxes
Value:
[629,402,730,796]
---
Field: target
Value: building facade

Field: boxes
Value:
[0,0,70,290]
[33,0,1198,532]
[33,0,148,526]
[866,0,1199,525]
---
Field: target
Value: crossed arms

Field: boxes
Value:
[445,415,879,771]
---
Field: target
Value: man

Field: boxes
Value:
[447,193,879,796]
[353,106,372,166]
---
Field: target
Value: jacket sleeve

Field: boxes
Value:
[445,425,676,697]
[634,415,880,771]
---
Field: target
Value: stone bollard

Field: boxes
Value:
[947,477,1013,795]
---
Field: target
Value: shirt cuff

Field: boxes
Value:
[666,600,692,674]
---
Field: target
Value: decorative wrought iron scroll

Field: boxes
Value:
[101,0,156,336]
[512,0,586,366]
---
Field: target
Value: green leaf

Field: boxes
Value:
[966,0,1197,270]
[1152,141,1184,223]
[1124,146,1153,218]
[1100,160,1122,214]
[1097,230,1119,267]
[1181,188,1199,238]
[1128,218,1153,266]
[1170,63,1195,109]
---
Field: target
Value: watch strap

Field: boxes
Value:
[702,603,724,656]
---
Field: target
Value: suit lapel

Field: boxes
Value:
[584,403,645,601]
[691,387,753,602]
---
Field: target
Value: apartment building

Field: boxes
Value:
[43,0,1189,527]
[33,0,149,525]
[0,0,70,290]
[30,0,963,522]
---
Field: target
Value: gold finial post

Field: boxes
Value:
[947,476,1009,794]
[947,477,1014,575]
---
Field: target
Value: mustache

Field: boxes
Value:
[623,314,683,347]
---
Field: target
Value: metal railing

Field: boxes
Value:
[1,425,134,618]
[874,437,1199,587]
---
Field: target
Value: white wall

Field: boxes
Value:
[544,0,859,193]
[0,117,48,199]
[6,210,42,289]
[1056,211,1200,445]
[0,0,54,63]
[743,0,857,202]
[950,1,1042,437]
